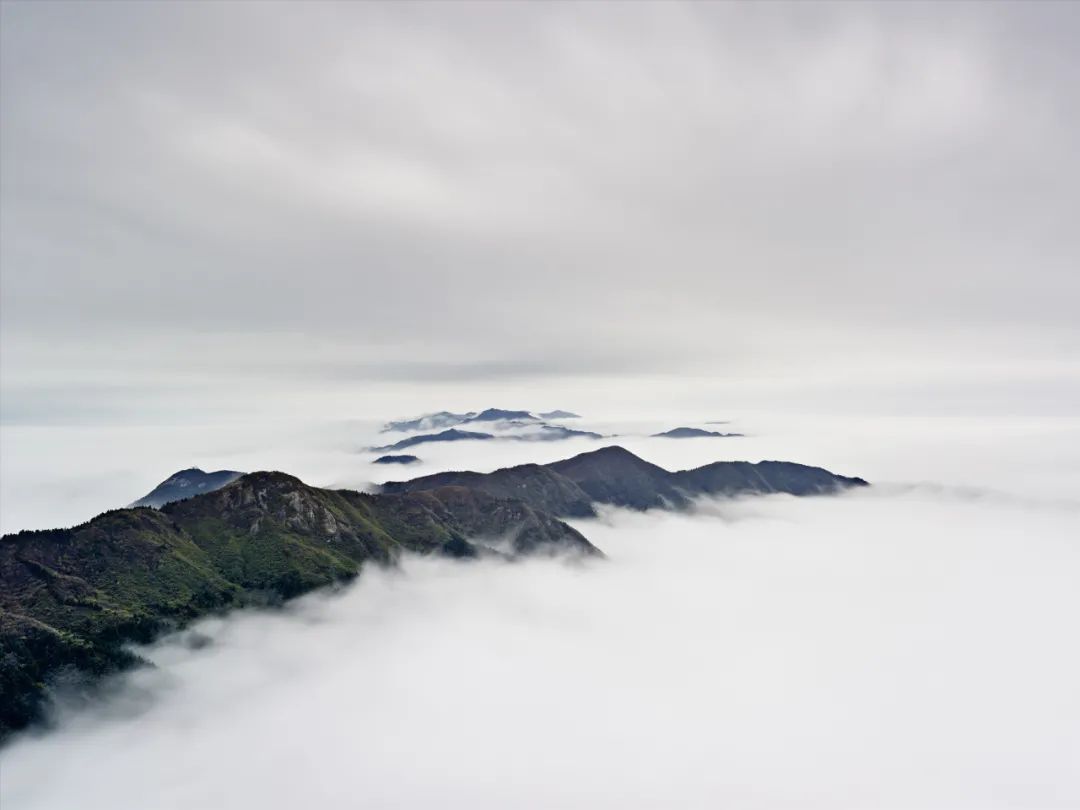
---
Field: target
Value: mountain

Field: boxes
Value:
[372,454,420,465]
[381,408,542,433]
[670,460,864,496]
[546,446,691,509]
[380,409,582,438]
[530,425,603,441]
[385,445,867,515]
[381,411,476,433]
[130,468,244,508]
[464,408,538,423]
[372,428,495,452]
[382,464,597,519]
[653,427,744,438]
[0,472,596,740]
[2,445,866,742]
[373,425,601,453]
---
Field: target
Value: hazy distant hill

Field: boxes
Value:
[373,428,495,452]
[381,411,476,432]
[652,427,744,439]
[381,407,580,433]
[130,468,244,508]
[463,408,538,423]
[372,454,420,465]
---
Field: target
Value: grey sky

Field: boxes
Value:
[2,1,1078,397]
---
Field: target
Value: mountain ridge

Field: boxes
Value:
[0,470,596,741]
[1,445,866,743]
[383,445,867,515]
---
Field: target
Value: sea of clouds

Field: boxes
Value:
[2,403,1078,808]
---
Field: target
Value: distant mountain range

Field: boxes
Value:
[381,407,578,433]
[372,428,495,452]
[371,424,602,452]
[465,408,538,423]
[381,411,476,433]
[652,427,744,439]
[0,444,865,742]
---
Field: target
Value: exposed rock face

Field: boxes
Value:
[0,472,596,740]
[386,445,868,516]
[130,468,244,508]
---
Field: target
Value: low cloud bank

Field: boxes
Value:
[4,484,1078,809]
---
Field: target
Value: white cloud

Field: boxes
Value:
[4,479,1078,809]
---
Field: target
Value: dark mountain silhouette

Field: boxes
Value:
[384,445,867,516]
[464,408,538,423]
[383,464,597,519]
[373,428,495,452]
[532,425,603,441]
[653,427,744,438]
[373,454,420,465]
[539,410,581,419]
[381,411,476,433]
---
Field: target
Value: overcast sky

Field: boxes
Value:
[2,1,1078,414]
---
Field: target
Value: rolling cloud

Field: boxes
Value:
[4,482,1078,808]
[3,417,1078,808]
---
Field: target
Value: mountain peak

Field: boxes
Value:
[131,468,244,509]
[465,408,538,422]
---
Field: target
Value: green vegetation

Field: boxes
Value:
[1,472,595,741]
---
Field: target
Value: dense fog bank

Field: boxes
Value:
[4,474,1077,808]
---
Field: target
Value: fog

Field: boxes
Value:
[3,412,1078,808]
[2,2,1079,805]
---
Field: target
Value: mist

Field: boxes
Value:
[2,2,1079,806]
[3,414,1078,809]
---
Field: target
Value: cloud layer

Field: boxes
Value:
[4,481,1078,809]
[2,2,1078,392]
